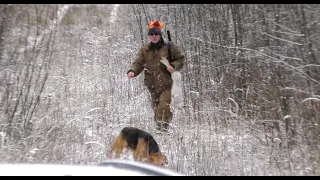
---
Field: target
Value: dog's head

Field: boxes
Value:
[149,152,168,166]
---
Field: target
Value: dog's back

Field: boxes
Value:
[121,127,160,155]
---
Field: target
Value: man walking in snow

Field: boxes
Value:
[127,20,185,132]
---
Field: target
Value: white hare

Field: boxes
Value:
[160,57,184,109]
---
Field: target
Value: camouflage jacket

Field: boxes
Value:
[128,42,184,93]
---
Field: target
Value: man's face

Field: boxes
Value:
[149,33,161,43]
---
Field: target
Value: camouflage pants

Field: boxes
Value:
[148,87,172,131]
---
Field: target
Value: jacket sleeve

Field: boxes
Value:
[170,43,184,71]
[127,48,145,77]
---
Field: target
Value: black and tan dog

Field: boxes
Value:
[109,127,168,166]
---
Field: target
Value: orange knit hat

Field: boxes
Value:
[148,20,164,35]
[148,20,164,30]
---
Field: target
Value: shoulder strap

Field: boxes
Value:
[166,30,173,63]
[167,41,173,63]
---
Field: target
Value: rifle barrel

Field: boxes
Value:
[167,30,171,41]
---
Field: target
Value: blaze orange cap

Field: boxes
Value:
[148,20,164,30]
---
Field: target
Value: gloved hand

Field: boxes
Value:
[128,71,135,79]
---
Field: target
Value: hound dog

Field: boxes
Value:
[109,127,168,166]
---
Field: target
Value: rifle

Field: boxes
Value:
[166,30,173,63]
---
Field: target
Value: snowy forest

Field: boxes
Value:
[0,4,319,176]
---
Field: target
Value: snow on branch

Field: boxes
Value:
[262,32,303,46]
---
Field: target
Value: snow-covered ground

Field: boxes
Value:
[1,4,319,176]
